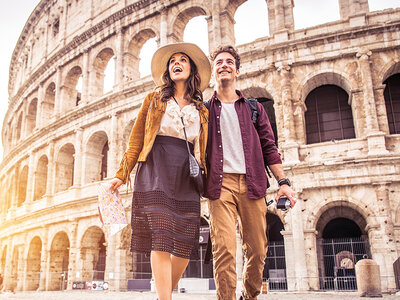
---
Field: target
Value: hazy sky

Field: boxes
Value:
[0,0,399,159]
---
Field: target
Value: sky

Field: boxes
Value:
[0,0,399,159]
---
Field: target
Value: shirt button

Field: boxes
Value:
[217,116,219,119]
[219,145,221,148]
[220,160,223,162]
[218,131,220,134]
[220,175,223,177]
[219,106,221,108]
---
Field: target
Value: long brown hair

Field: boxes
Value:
[159,54,203,110]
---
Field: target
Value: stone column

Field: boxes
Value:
[104,234,116,290]
[36,83,45,130]
[2,238,12,291]
[281,230,295,290]
[25,154,36,205]
[159,7,168,47]
[275,63,299,164]
[67,221,79,290]
[219,10,235,46]
[370,183,397,290]
[290,201,309,291]
[269,0,294,42]
[54,66,63,118]
[304,230,320,290]
[115,30,125,90]
[73,128,83,187]
[59,0,68,46]
[356,50,388,155]
[16,246,25,291]
[47,142,56,196]
[81,51,90,103]
[374,85,390,134]
[39,227,48,291]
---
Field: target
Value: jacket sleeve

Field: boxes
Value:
[256,102,282,166]
[115,92,153,184]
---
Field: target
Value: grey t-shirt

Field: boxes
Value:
[220,102,246,174]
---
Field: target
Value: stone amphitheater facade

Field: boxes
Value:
[1,0,400,293]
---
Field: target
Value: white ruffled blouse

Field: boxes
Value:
[157,100,202,165]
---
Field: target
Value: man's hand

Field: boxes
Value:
[109,178,123,194]
[275,184,297,208]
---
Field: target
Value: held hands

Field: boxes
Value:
[109,177,123,194]
[275,184,297,208]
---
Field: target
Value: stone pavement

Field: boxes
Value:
[0,291,400,300]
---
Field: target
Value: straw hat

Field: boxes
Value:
[151,42,211,92]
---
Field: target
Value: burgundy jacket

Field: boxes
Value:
[204,90,282,200]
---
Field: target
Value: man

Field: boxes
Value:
[205,45,297,300]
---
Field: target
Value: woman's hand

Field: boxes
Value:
[110,178,123,193]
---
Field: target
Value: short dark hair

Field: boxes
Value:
[209,45,241,70]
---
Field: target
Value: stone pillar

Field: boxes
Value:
[282,230,296,290]
[339,0,369,26]
[371,183,397,290]
[54,66,63,118]
[47,142,55,196]
[73,129,83,187]
[304,230,320,290]
[219,10,235,46]
[16,246,25,291]
[67,221,79,290]
[39,228,48,291]
[25,154,36,205]
[108,114,119,177]
[115,30,125,90]
[275,63,299,164]
[2,239,12,291]
[81,51,90,103]
[374,85,390,134]
[36,83,45,130]
[356,50,388,155]
[104,234,116,290]
[290,201,309,291]
[59,0,68,46]
[159,7,168,47]
[269,0,294,42]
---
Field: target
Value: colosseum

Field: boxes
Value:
[0,0,399,294]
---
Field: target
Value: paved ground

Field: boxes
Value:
[0,291,400,299]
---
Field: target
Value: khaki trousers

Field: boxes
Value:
[208,173,268,300]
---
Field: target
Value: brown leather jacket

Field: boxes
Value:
[115,91,209,185]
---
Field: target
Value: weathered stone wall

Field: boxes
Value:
[0,0,399,292]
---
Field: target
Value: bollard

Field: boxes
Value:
[355,259,382,297]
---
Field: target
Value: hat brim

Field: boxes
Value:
[151,42,211,92]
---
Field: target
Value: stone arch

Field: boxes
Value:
[224,0,248,19]
[84,131,109,183]
[26,98,38,135]
[17,165,29,207]
[62,65,82,110]
[122,119,135,153]
[55,143,75,193]
[91,47,115,97]
[48,231,70,290]
[80,226,106,281]
[171,6,209,43]
[34,155,48,200]
[125,28,157,81]
[43,82,56,124]
[296,71,353,105]
[10,245,23,291]
[26,236,42,291]
[380,60,400,83]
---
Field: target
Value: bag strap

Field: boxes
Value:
[172,96,192,156]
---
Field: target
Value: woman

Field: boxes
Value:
[109,43,210,300]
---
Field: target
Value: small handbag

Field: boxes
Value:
[173,97,205,194]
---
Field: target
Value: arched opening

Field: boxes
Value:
[43,82,56,124]
[26,98,38,135]
[234,0,269,45]
[263,213,286,290]
[55,143,75,193]
[80,226,106,282]
[383,73,400,134]
[17,166,28,207]
[127,29,157,80]
[183,16,209,55]
[84,131,108,183]
[62,66,82,110]
[34,155,48,200]
[49,231,70,290]
[305,85,355,144]
[92,48,115,97]
[26,236,42,291]
[316,206,370,291]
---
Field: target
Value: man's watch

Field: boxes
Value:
[278,178,291,187]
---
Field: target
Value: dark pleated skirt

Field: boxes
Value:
[130,135,200,259]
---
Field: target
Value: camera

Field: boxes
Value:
[276,196,291,211]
